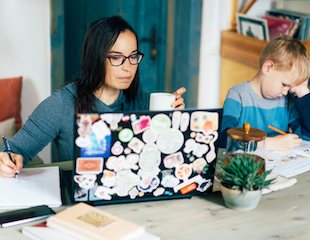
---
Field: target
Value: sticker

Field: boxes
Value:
[157,128,184,154]
[172,111,182,129]
[190,132,196,138]
[163,152,184,168]
[197,178,212,192]
[139,144,161,171]
[100,113,124,130]
[74,188,88,200]
[180,182,197,194]
[206,132,219,163]
[81,120,111,158]
[94,186,114,200]
[132,116,151,134]
[111,141,124,155]
[129,187,139,199]
[76,157,104,175]
[130,114,137,121]
[190,111,218,135]
[100,170,116,187]
[195,132,212,144]
[161,175,180,188]
[75,135,91,148]
[113,170,140,197]
[77,114,93,137]
[138,175,160,193]
[192,158,207,174]
[118,128,134,143]
[173,175,202,193]
[164,191,173,196]
[180,112,190,132]
[74,174,97,190]
[106,154,139,172]
[124,148,132,154]
[128,137,145,154]
[142,129,159,143]
[153,187,165,197]
[122,115,130,122]
[151,114,171,134]
[175,164,192,181]
[183,139,208,158]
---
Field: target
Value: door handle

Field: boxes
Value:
[141,25,157,63]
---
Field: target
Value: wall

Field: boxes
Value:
[0,0,51,163]
[197,0,277,109]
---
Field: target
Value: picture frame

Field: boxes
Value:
[236,13,270,41]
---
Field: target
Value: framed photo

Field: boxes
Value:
[236,13,270,41]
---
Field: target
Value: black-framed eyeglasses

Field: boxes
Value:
[106,51,144,66]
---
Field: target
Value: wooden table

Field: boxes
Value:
[1,157,310,240]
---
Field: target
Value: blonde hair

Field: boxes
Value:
[260,35,310,83]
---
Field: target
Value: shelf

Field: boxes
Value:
[221,30,310,69]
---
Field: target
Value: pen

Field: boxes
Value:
[2,136,19,180]
[267,125,287,135]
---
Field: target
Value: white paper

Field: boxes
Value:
[265,140,310,178]
[0,166,62,209]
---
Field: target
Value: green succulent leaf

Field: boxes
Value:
[216,153,275,191]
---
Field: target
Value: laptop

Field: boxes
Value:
[68,108,222,205]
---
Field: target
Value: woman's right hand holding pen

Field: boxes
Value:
[266,134,302,151]
[0,152,23,178]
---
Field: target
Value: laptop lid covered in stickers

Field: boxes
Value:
[72,109,222,205]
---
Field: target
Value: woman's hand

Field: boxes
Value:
[172,87,186,109]
[0,152,23,178]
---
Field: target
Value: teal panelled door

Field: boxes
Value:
[64,0,168,94]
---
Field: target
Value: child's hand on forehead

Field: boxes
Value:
[290,79,310,98]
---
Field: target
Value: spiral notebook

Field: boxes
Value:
[67,108,222,205]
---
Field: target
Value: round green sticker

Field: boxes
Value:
[118,128,134,142]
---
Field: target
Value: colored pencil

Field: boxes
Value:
[267,125,287,135]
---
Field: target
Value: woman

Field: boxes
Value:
[0,16,186,178]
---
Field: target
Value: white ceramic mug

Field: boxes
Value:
[149,92,176,111]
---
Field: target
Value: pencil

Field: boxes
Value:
[267,125,287,135]
[2,136,19,180]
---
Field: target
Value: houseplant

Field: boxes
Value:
[216,153,274,211]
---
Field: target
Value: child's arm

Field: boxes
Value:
[290,79,310,98]
[290,80,310,139]
[266,134,302,151]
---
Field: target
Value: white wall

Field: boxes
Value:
[198,0,277,109]
[0,0,51,163]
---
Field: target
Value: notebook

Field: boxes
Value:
[68,109,222,205]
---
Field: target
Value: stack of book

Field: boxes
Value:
[266,9,310,40]
[236,9,310,41]
[22,203,160,240]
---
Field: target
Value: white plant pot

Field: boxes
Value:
[220,184,262,211]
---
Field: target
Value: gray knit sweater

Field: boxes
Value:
[0,83,150,165]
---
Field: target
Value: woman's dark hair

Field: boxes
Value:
[75,16,140,113]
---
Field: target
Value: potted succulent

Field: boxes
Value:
[216,153,275,211]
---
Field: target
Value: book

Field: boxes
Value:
[22,222,76,240]
[46,203,146,240]
[262,16,293,40]
[265,140,310,178]
[23,222,160,240]
[0,166,62,209]
[266,10,303,39]
[266,9,310,40]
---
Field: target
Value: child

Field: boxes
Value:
[219,35,310,151]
